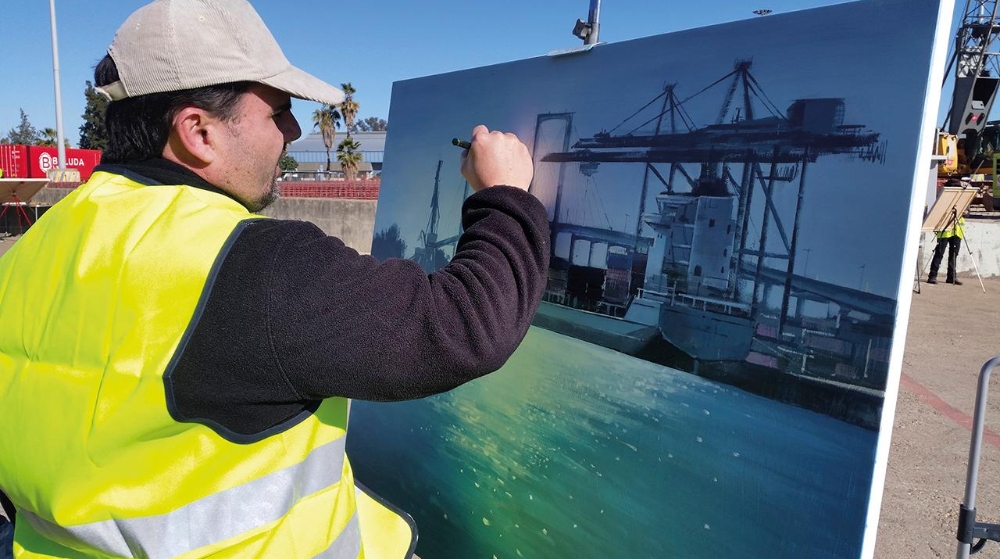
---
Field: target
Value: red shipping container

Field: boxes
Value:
[25,146,102,180]
[0,144,28,178]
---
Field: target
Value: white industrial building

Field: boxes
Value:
[285,131,386,179]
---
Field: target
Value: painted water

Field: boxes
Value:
[348,327,877,558]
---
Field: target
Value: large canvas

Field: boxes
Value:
[348,1,951,557]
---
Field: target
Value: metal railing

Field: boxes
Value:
[957,356,1000,558]
[286,150,384,164]
[31,179,382,201]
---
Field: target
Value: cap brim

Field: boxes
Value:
[261,66,344,106]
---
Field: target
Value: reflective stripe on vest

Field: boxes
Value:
[18,438,352,559]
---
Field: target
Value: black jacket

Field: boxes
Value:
[100,160,550,440]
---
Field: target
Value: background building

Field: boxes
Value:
[285,131,386,179]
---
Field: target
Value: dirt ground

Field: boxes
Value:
[875,273,1000,559]
[2,232,1000,558]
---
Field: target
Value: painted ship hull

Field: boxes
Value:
[532,301,660,356]
[658,302,754,361]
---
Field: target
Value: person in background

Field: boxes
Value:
[0,0,549,557]
[927,205,966,285]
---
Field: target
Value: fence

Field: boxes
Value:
[287,150,383,164]
[29,179,382,201]
[278,179,380,200]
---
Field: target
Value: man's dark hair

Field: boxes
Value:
[95,55,253,163]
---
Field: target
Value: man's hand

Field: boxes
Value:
[460,125,533,192]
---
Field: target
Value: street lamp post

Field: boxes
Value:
[49,0,67,169]
[572,0,602,45]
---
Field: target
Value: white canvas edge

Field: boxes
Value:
[861,0,957,557]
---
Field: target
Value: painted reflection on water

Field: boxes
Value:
[349,328,877,559]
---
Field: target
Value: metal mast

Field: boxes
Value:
[425,160,442,245]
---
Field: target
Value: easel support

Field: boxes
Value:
[0,194,34,236]
[920,188,983,292]
[0,179,50,237]
[963,233,987,294]
[948,206,987,293]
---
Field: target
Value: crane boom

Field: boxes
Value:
[946,0,1000,151]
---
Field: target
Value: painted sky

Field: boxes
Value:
[0,0,960,147]
[375,0,946,300]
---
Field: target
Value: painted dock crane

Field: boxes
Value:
[412,160,468,273]
[540,60,888,375]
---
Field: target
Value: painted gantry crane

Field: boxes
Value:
[539,60,895,387]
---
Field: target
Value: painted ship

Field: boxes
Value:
[533,185,756,363]
[532,218,662,356]
[632,187,754,362]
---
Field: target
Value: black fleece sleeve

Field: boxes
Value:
[276,186,550,400]
[167,186,550,436]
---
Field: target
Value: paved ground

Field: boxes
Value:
[875,274,1000,558]
[2,232,1000,558]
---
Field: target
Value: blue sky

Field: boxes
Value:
[0,0,869,147]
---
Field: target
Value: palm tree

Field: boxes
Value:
[335,84,362,180]
[311,105,341,173]
[38,128,58,147]
[337,136,363,180]
[339,83,359,133]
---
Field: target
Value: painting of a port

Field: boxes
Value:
[349,0,948,557]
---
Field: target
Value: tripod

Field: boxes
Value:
[960,213,987,294]
[0,179,48,238]
[0,192,34,236]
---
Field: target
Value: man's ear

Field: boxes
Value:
[163,107,221,167]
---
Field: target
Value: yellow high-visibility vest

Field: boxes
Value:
[937,216,966,239]
[0,170,415,558]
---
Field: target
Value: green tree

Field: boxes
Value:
[79,81,109,150]
[4,109,40,145]
[339,83,359,132]
[336,136,363,181]
[311,105,341,172]
[356,117,387,132]
[278,153,298,172]
[35,128,70,148]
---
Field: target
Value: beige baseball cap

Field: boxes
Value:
[96,0,344,106]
